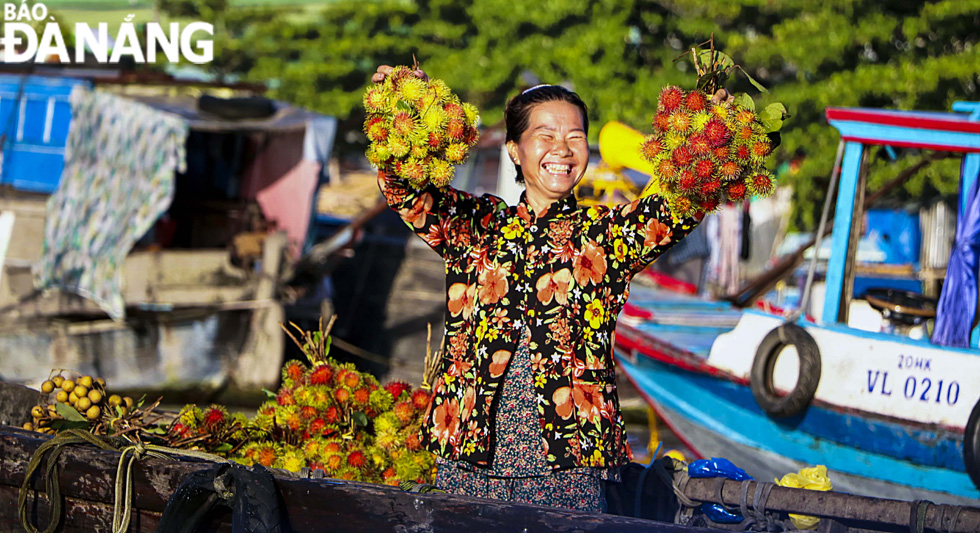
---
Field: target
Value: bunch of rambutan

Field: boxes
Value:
[640,85,777,219]
[166,404,251,452]
[363,65,480,189]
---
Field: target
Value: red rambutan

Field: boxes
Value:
[752,173,774,196]
[737,125,754,142]
[464,126,479,145]
[428,131,443,149]
[688,133,711,156]
[310,418,327,435]
[735,145,751,163]
[685,90,708,112]
[659,86,685,112]
[383,467,397,480]
[678,170,698,192]
[384,381,411,400]
[658,160,677,180]
[444,103,465,119]
[283,361,306,383]
[702,197,720,212]
[751,139,772,159]
[277,389,295,407]
[171,422,191,438]
[324,406,341,424]
[694,158,715,179]
[202,406,227,431]
[405,432,422,451]
[347,450,367,468]
[704,119,729,147]
[309,364,333,386]
[727,182,748,201]
[411,389,432,411]
[700,180,721,196]
[654,112,671,132]
[300,405,317,420]
[673,196,693,215]
[713,146,730,160]
[642,137,662,160]
[325,455,342,471]
[672,146,693,167]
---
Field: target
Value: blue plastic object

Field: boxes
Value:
[688,457,752,523]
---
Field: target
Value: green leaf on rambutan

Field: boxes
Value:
[734,93,755,112]
[758,103,788,133]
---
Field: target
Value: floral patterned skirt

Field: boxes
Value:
[435,329,614,513]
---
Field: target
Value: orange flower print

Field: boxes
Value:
[548,219,573,248]
[400,192,434,229]
[572,383,604,423]
[535,268,572,305]
[644,218,672,248]
[488,350,512,378]
[460,386,476,423]
[447,283,476,319]
[432,398,461,445]
[584,297,605,329]
[573,240,607,287]
[478,265,509,305]
[553,387,574,420]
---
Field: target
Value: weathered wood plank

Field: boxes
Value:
[1,426,705,532]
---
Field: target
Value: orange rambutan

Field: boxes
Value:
[324,406,341,424]
[737,125,754,142]
[446,119,466,141]
[343,371,361,390]
[657,159,677,181]
[393,401,416,425]
[363,87,388,113]
[427,131,443,149]
[405,432,422,451]
[703,119,729,147]
[672,146,693,167]
[277,389,295,407]
[257,445,277,467]
[282,361,306,384]
[411,389,432,411]
[334,388,350,404]
[309,364,333,386]
[669,112,692,133]
[751,139,772,160]
[364,117,389,143]
[392,112,415,137]
[720,160,741,180]
[736,109,755,124]
[642,137,662,160]
[444,102,465,119]
[353,387,371,406]
[659,86,685,112]
[694,158,715,179]
[713,145,730,160]
[654,112,671,132]
[383,467,397,481]
[399,159,427,183]
[673,196,693,216]
[300,405,317,420]
[685,90,708,112]
[727,182,747,201]
[445,143,468,164]
[285,412,303,432]
[325,454,343,472]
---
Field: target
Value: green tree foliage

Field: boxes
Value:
[179,0,979,229]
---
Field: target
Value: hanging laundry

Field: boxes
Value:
[33,87,188,320]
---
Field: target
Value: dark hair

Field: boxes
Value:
[505,85,589,183]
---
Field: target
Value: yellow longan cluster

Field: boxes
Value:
[24,372,133,435]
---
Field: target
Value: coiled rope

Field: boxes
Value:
[18,429,226,533]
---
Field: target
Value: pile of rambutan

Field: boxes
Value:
[640,85,777,219]
[363,65,480,189]
[168,358,435,486]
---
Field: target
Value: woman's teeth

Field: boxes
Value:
[543,163,571,175]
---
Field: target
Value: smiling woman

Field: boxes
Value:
[371,66,702,512]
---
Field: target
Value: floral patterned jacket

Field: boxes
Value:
[379,170,700,471]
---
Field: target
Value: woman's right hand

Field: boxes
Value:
[371,64,429,84]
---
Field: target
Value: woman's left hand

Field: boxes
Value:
[371,65,429,84]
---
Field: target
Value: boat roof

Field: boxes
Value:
[825,104,980,153]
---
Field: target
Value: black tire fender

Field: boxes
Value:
[750,323,821,419]
[964,398,980,491]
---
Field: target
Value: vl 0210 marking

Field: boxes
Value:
[866,369,961,405]
[1,2,213,64]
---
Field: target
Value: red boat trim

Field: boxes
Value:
[826,107,980,135]
[836,136,980,153]
[638,270,697,294]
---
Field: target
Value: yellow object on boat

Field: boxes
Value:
[775,465,833,530]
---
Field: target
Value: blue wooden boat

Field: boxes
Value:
[615,102,980,506]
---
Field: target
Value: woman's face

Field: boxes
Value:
[506,100,589,206]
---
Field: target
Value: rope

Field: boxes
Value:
[910,500,932,533]
[18,429,227,533]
